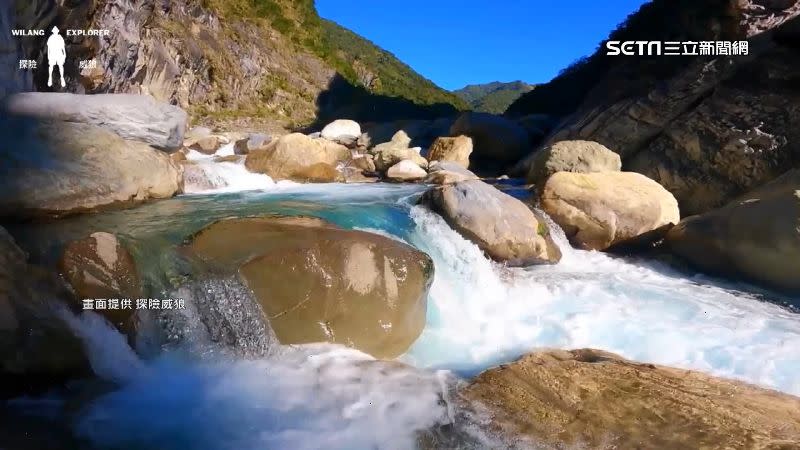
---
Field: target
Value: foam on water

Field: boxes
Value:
[403,205,800,395]
[73,342,456,450]
[182,143,296,194]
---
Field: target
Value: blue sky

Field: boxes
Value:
[316,0,649,91]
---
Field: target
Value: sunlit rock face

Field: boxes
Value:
[461,348,800,449]
[186,216,434,358]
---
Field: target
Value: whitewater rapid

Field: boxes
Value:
[403,205,800,394]
[11,182,799,450]
[182,144,297,194]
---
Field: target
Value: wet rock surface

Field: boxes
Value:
[422,180,561,265]
[186,216,435,358]
[461,348,800,450]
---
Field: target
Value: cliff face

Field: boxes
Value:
[5,0,461,129]
[510,0,800,215]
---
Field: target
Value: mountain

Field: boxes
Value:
[454,81,534,114]
[5,0,464,129]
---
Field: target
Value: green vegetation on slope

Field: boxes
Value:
[203,0,465,115]
[454,81,535,114]
[506,0,742,117]
[319,19,468,110]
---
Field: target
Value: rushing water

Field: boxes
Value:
[5,171,800,449]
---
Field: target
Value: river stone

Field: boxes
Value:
[1,92,187,150]
[0,226,89,397]
[427,135,473,168]
[666,169,800,293]
[292,162,344,183]
[372,131,428,172]
[421,180,561,265]
[320,119,361,141]
[424,161,479,185]
[59,232,141,331]
[527,140,621,185]
[461,349,800,449]
[449,112,529,165]
[187,216,434,358]
[386,160,427,181]
[0,120,183,219]
[234,133,271,155]
[188,135,221,155]
[541,171,680,251]
[244,133,350,182]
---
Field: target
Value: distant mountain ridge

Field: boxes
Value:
[454,81,535,114]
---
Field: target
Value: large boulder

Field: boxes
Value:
[371,131,428,172]
[427,135,473,168]
[59,232,141,331]
[527,140,621,185]
[461,349,800,449]
[386,160,427,182]
[421,180,561,265]
[449,112,529,169]
[320,119,361,141]
[666,169,800,293]
[541,171,680,250]
[186,216,435,358]
[424,161,479,185]
[2,93,187,150]
[536,17,800,215]
[244,133,350,182]
[0,121,183,219]
[0,226,89,398]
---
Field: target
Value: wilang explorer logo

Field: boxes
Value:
[11,26,110,88]
[47,26,66,87]
[606,40,749,56]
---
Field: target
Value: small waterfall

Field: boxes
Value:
[404,204,800,395]
[181,144,294,194]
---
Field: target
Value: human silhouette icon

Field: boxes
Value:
[46,26,66,88]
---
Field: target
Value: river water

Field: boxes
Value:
[5,155,800,449]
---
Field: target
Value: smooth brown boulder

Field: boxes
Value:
[421,180,561,265]
[1,226,89,397]
[527,140,621,185]
[292,162,343,183]
[427,135,473,168]
[59,232,141,330]
[666,169,800,293]
[244,133,350,182]
[188,135,221,155]
[541,171,680,250]
[187,216,434,358]
[461,349,800,450]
